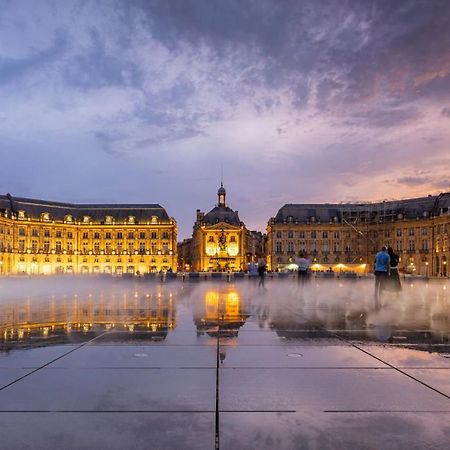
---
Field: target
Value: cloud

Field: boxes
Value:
[1,0,450,237]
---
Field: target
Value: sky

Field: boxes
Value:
[1,0,449,239]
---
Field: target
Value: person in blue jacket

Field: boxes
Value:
[374,246,390,307]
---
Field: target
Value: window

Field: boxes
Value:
[128,243,134,253]
[32,240,38,253]
[323,231,328,239]
[83,232,89,239]
[82,242,89,253]
[299,231,305,239]
[151,242,157,253]
[18,239,25,252]
[94,242,100,253]
[276,231,282,238]
[32,228,38,237]
[396,229,402,237]
[151,231,157,239]
[105,242,112,253]
[117,242,123,253]
[44,229,50,237]
[162,231,169,239]
[18,227,25,236]
[94,232,100,239]
[276,242,282,253]
[56,241,62,252]
[67,231,73,239]
[117,232,123,239]
[421,228,428,236]
[421,240,428,251]
[162,242,169,253]
[288,231,293,239]
[56,230,62,238]
[333,231,339,239]
[287,241,294,253]
[67,242,73,252]
[409,228,415,236]
[230,235,236,242]
[396,240,402,252]
[408,240,415,251]
[208,236,214,242]
[128,232,134,240]
[139,232,146,239]
[310,231,317,239]
[105,232,112,239]
[139,242,146,252]
[43,241,50,253]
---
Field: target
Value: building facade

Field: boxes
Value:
[186,184,249,272]
[0,194,177,275]
[267,193,450,277]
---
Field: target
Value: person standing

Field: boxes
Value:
[257,258,267,288]
[296,252,310,286]
[387,247,402,293]
[374,246,390,307]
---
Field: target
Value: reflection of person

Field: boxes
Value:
[257,258,266,287]
[374,246,390,307]
[296,252,310,286]
[387,247,402,293]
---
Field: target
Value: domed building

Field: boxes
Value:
[188,183,249,272]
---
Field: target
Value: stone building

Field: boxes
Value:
[187,184,248,272]
[0,193,177,275]
[267,193,450,276]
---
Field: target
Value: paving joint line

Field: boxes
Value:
[0,331,110,393]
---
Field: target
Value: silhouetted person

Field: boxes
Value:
[387,247,402,293]
[374,246,390,308]
[257,258,266,287]
[296,252,310,286]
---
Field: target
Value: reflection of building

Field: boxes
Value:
[0,194,177,275]
[0,289,176,346]
[186,184,249,272]
[193,289,247,338]
[267,193,450,276]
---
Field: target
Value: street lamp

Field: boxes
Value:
[425,261,429,278]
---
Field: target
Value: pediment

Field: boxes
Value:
[204,222,241,231]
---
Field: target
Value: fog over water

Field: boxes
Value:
[1,277,449,348]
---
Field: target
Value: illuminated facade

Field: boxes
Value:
[0,194,177,275]
[187,184,248,272]
[267,193,450,277]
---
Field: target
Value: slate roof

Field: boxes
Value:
[273,193,450,224]
[0,194,171,223]
[202,206,241,226]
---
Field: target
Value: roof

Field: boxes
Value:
[0,194,171,223]
[202,206,241,226]
[273,193,450,224]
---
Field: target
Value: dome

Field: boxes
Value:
[218,183,226,195]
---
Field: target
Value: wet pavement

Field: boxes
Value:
[0,277,450,449]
